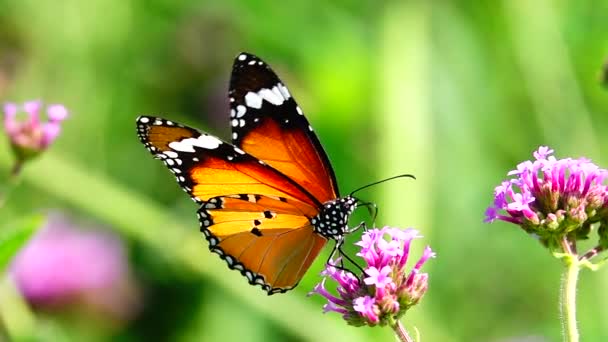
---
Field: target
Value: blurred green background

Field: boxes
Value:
[1,0,608,341]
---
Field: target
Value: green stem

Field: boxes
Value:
[391,320,413,342]
[0,161,23,210]
[560,238,579,342]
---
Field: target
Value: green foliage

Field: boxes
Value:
[0,214,43,272]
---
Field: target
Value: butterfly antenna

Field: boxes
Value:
[350,174,416,196]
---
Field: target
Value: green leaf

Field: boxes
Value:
[0,214,45,272]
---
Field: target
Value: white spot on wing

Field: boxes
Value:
[259,87,284,106]
[244,83,289,109]
[245,92,263,109]
[139,117,150,123]
[163,151,178,158]
[238,54,247,61]
[169,135,222,152]
[278,84,291,99]
[236,105,247,118]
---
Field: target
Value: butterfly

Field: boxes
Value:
[136,52,361,295]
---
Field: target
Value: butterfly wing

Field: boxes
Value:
[229,53,339,203]
[199,195,327,294]
[136,116,327,293]
[137,116,318,213]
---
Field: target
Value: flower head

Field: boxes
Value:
[485,146,608,248]
[3,101,68,165]
[10,214,140,321]
[309,227,434,327]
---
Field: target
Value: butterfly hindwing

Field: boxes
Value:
[199,194,328,294]
[229,53,339,204]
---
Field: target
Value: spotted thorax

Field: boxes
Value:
[311,196,357,240]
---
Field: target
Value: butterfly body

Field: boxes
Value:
[311,196,357,240]
[137,52,359,294]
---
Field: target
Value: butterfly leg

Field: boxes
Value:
[325,236,343,265]
[346,220,367,234]
[337,243,366,275]
[324,238,359,275]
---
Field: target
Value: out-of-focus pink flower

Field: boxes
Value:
[309,227,434,327]
[3,101,68,165]
[10,214,140,322]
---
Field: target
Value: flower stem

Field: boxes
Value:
[0,161,23,210]
[560,238,579,342]
[391,320,413,342]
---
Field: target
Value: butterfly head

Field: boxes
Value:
[311,196,358,240]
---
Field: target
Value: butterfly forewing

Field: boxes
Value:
[136,116,319,213]
[229,53,339,204]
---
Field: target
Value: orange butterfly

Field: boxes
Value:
[137,52,360,294]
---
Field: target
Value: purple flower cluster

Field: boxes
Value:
[485,146,608,246]
[3,100,68,164]
[309,227,434,327]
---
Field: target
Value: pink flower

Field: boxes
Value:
[10,214,140,321]
[3,101,68,166]
[364,266,393,287]
[485,146,608,247]
[353,296,379,324]
[309,227,434,327]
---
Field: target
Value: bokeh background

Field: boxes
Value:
[1,1,608,341]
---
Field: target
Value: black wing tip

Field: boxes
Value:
[234,51,259,61]
[136,115,187,129]
[232,52,267,69]
[135,115,159,128]
[136,115,153,142]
